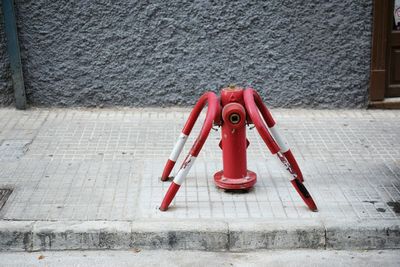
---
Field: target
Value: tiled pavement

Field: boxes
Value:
[0,108,399,222]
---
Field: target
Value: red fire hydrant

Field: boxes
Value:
[213,87,256,190]
[159,86,317,212]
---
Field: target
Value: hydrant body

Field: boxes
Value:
[214,87,257,190]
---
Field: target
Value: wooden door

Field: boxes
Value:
[370,0,400,102]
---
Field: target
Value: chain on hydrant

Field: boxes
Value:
[159,87,317,212]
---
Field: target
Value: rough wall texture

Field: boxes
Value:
[0,1,14,106]
[5,0,372,107]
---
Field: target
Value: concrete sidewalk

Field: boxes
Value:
[0,108,399,251]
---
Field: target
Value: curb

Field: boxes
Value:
[0,219,399,252]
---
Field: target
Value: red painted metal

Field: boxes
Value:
[214,87,256,190]
[291,179,317,211]
[248,89,304,181]
[161,159,175,182]
[159,182,180,211]
[159,92,220,210]
[160,92,220,181]
[243,89,280,154]
[243,88,316,210]
[159,86,318,212]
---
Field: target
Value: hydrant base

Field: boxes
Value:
[213,170,257,190]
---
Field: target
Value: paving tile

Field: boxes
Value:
[0,108,398,221]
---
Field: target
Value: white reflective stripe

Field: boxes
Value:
[169,133,188,162]
[173,156,196,185]
[269,124,289,153]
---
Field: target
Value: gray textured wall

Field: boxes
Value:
[1,0,372,108]
[0,1,14,106]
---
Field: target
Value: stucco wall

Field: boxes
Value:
[2,0,372,107]
[0,1,14,106]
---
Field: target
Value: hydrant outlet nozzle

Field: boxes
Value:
[229,113,240,124]
[222,102,246,129]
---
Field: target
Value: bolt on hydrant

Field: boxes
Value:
[159,86,317,212]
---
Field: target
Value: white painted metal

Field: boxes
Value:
[269,124,289,153]
[173,156,196,185]
[169,133,188,161]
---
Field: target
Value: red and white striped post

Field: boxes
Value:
[244,88,317,211]
[159,92,220,211]
[159,87,318,212]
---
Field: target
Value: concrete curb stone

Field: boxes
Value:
[0,221,33,251]
[0,219,399,251]
[131,220,229,251]
[324,219,400,249]
[228,220,325,251]
[31,221,131,251]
